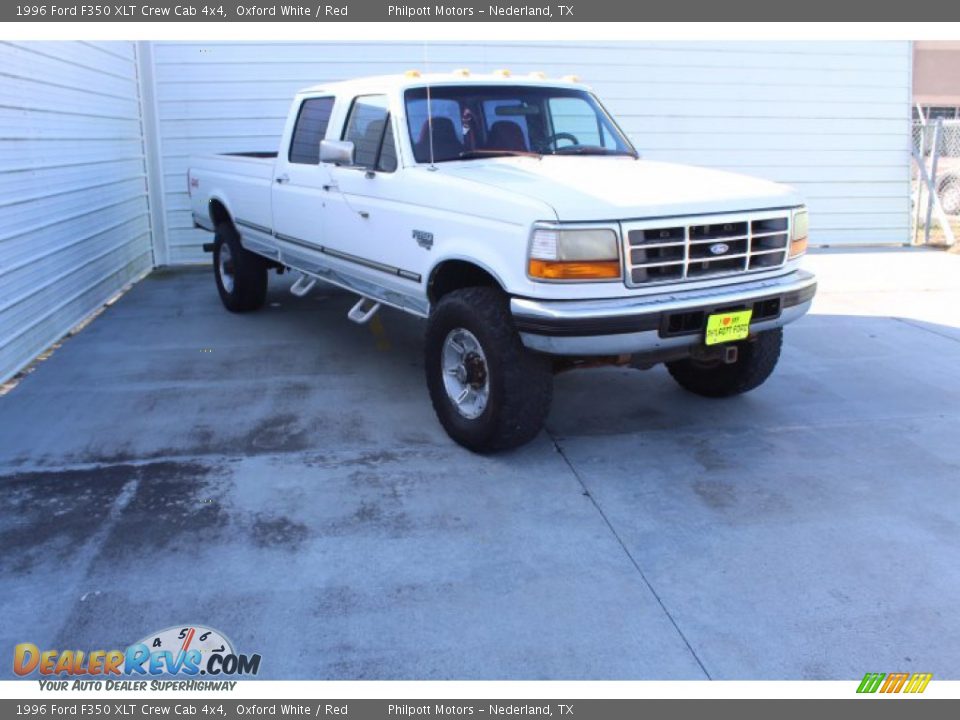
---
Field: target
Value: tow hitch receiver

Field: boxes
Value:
[691,343,740,364]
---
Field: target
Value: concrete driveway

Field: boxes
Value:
[2,248,958,680]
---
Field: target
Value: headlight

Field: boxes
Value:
[528,225,621,280]
[789,207,808,259]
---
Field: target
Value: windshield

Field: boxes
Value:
[404,85,636,163]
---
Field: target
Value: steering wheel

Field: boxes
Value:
[541,132,579,152]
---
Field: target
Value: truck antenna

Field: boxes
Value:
[423,42,436,171]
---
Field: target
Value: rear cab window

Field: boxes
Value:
[288,96,335,164]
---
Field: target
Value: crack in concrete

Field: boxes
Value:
[547,430,713,680]
[893,316,960,345]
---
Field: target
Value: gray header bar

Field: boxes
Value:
[4,0,960,21]
[1,699,958,719]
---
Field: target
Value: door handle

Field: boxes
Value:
[322,183,338,191]
[275,174,290,184]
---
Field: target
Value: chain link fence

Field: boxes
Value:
[912,119,960,245]
[914,119,960,161]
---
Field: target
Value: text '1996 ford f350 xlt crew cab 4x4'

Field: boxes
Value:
[188,70,817,452]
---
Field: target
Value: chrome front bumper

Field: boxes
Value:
[510,270,817,356]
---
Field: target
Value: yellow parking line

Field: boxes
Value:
[368,314,392,352]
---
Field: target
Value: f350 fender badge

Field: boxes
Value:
[413,230,434,250]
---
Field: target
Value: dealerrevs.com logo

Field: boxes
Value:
[14,625,261,683]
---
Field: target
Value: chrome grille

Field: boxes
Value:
[623,211,791,287]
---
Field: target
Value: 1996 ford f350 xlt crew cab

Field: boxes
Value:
[189,71,817,452]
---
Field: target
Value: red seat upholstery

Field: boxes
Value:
[487,121,528,152]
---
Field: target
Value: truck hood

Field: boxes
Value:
[438,156,803,221]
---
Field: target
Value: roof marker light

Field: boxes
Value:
[404,69,422,78]
[452,68,471,77]
[562,74,581,82]
[492,68,512,78]
[528,71,547,79]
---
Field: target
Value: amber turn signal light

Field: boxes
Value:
[528,259,621,280]
[789,208,809,258]
[789,236,808,258]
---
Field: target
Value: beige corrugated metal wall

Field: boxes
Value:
[150,41,913,264]
[0,41,154,384]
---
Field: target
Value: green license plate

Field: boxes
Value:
[705,309,753,346]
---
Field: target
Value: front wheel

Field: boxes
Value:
[666,327,783,398]
[425,287,553,452]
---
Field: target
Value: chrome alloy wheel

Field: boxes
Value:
[441,328,490,420]
[218,242,235,294]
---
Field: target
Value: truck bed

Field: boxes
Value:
[189,151,277,233]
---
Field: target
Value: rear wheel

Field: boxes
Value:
[666,327,783,398]
[213,222,267,312]
[425,287,553,452]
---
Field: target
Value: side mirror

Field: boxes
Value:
[320,140,354,166]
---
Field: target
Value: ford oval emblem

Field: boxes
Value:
[709,242,730,256]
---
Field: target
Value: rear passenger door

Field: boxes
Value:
[272,95,335,251]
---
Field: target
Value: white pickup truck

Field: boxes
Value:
[189,71,817,452]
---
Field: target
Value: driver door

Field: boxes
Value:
[323,95,422,295]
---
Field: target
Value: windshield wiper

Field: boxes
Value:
[457,149,539,160]
[551,146,637,157]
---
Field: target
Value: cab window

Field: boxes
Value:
[342,95,398,173]
[377,122,398,172]
[288,96,335,164]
